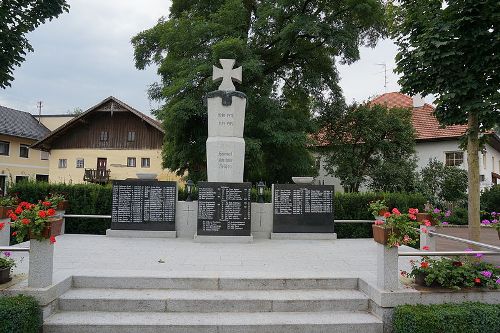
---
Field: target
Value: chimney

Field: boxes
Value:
[412,94,425,108]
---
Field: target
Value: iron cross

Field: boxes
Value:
[213,59,242,91]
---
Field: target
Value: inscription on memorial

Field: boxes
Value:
[273,184,334,233]
[111,180,177,231]
[197,182,251,236]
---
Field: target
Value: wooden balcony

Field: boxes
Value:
[84,169,111,184]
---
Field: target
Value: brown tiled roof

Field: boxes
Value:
[370,92,467,140]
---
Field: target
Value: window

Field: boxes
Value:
[58,159,67,168]
[480,174,485,182]
[100,131,108,141]
[36,174,49,182]
[445,152,464,167]
[141,158,150,168]
[0,141,9,156]
[40,151,49,160]
[19,144,29,158]
[15,176,28,183]
[127,131,136,142]
[127,157,136,167]
[76,158,84,168]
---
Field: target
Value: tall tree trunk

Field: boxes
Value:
[467,111,480,243]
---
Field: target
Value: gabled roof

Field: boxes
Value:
[370,92,467,141]
[32,96,163,150]
[0,105,50,140]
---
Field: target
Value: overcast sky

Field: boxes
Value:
[0,1,404,117]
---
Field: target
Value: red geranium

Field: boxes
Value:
[9,213,17,221]
[420,262,429,269]
[392,208,401,216]
[42,201,52,207]
[15,206,23,214]
[47,208,56,216]
[49,236,56,244]
[383,212,391,218]
[0,222,4,230]
[38,210,47,218]
[21,218,30,225]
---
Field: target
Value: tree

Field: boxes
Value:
[131,0,386,183]
[419,158,468,206]
[0,0,69,88]
[391,0,500,241]
[319,102,417,192]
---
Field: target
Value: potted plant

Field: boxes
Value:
[372,207,420,247]
[0,251,15,284]
[45,193,68,211]
[9,202,61,243]
[480,211,500,240]
[416,208,451,226]
[368,199,389,218]
[0,196,18,219]
[405,253,500,290]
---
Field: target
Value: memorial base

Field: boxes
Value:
[194,234,253,243]
[106,229,177,238]
[271,233,337,240]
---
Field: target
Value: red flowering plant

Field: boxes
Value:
[44,193,67,210]
[373,207,420,248]
[9,201,58,243]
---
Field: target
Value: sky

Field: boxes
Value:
[0,1,405,117]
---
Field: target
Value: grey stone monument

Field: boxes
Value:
[205,59,246,182]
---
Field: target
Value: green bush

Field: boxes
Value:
[446,207,468,225]
[481,185,500,212]
[393,302,500,333]
[0,295,42,333]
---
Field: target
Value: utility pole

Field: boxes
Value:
[37,101,43,123]
[376,63,388,92]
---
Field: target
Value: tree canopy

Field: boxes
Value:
[318,102,417,192]
[391,0,500,241]
[132,0,386,183]
[0,0,69,88]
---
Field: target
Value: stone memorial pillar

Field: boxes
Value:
[205,59,246,182]
[28,239,54,288]
[0,217,10,246]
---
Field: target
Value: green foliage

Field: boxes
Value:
[0,0,69,88]
[131,0,386,183]
[319,103,418,192]
[0,295,42,333]
[0,196,17,207]
[393,303,500,333]
[418,159,468,205]
[446,207,468,225]
[481,185,500,213]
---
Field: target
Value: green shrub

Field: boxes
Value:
[481,185,500,212]
[0,295,42,333]
[393,302,500,333]
[446,207,468,225]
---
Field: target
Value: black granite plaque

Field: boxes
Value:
[197,182,252,236]
[111,179,177,231]
[273,184,334,233]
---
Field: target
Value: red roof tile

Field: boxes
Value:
[371,92,467,140]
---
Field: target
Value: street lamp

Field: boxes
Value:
[186,180,194,202]
[257,181,265,203]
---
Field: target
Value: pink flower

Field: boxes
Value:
[403,235,411,243]
[49,236,56,244]
[442,221,449,225]
[496,279,500,284]
[3,251,11,257]
[421,227,428,233]
[408,208,419,214]
[424,220,431,227]
[433,208,441,214]
[409,214,416,220]
[422,246,430,251]
[480,271,492,278]
[383,212,391,218]
[476,253,484,259]
[392,208,401,215]
[374,220,384,225]
[445,210,451,217]
[482,219,491,225]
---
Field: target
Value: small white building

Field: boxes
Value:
[315,92,500,191]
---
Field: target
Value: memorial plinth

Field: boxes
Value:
[272,184,335,237]
[108,180,177,237]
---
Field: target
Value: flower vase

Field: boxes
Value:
[0,267,11,284]
[0,206,13,219]
[416,213,438,225]
[372,224,396,245]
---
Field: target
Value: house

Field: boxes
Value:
[0,105,51,194]
[35,114,75,131]
[32,96,181,184]
[315,92,500,191]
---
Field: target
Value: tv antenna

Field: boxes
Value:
[376,63,388,92]
[37,101,43,123]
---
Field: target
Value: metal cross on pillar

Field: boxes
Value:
[213,59,242,91]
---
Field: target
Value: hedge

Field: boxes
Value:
[0,295,42,333]
[481,185,500,213]
[8,182,427,237]
[393,302,500,333]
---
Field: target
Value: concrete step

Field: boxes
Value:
[58,288,369,313]
[72,276,358,290]
[44,310,383,333]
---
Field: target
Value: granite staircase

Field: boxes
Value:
[43,276,383,333]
